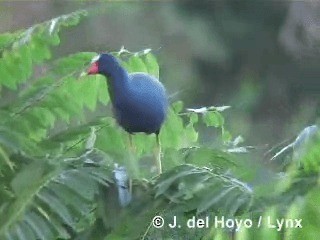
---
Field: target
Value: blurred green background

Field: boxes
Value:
[0,0,319,146]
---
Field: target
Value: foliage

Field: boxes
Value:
[0,9,319,240]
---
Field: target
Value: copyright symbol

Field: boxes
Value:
[152,216,164,228]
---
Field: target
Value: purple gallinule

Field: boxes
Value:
[87,53,168,174]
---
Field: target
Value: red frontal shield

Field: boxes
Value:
[88,62,99,74]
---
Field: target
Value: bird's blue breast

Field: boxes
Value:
[113,73,168,134]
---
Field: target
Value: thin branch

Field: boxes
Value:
[11,70,79,118]
[63,123,111,154]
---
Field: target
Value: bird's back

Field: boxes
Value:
[113,73,168,134]
[128,73,166,104]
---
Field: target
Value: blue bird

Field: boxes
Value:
[87,53,168,174]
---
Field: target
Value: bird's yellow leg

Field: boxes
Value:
[155,134,162,174]
[128,134,135,153]
[127,135,134,195]
[127,134,139,193]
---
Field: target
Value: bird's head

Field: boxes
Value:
[87,53,120,77]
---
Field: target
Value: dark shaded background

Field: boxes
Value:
[1,1,319,147]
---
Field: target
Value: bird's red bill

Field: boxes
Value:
[88,62,99,74]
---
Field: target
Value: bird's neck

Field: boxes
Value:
[103,66,129,102]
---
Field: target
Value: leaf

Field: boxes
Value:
[97,78,110,105]
[154,164,252,217]
[0,10,88,92]
[24,212,55,240]
[160,108,184,149]
[11,161,48,196]
[144,53,159,78]
[221,127,232,143]
[284,187,320,240]
[53,52,97,75]
[55,170,97,201]
[189,112,198,124]
[0,32,18,49]
[49,182,91,215]
[127,55,148,73]
[77,76,100,111]
[154,165,208,197]
[259,207,280,240]
[0,146,15,171]
[95,122,127,157]
[36,189,75,229]
[185,123,198,143]
[184,147,236,169]
[197,186,236,214]
[172,101,184,113]
[16,221,36,240]
[0,9,121,240]
[202,111,224,127]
